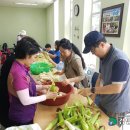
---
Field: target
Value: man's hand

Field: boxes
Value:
[78,88,92,97]
[90,94,96,101]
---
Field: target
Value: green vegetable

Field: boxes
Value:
[45,117,58,130]
[99,126,105,130]
[50,85,59,92]
[57,111,64,127]
[64,120,81,130]
[89,112,100,125]
[86,96,93,105]
[95,119,101,129]
[80,119,89,130]
[66,116,78,123]
[46,101,102,130]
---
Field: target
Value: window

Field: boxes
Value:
[92,0,101,31]
[90,0,101,68]
[93,0,99,2]
[92,13,100,32]
[92,2,101,13]
[54,0,59,40]
[83,0,101,69]
[70,0,73,41]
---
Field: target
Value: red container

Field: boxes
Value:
[42,82,74,106]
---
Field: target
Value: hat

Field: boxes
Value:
[83,31,105,53]
[19,30,26,36]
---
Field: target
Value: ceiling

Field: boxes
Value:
[0,0,54,8]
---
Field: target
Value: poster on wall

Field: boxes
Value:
[100,3,124,37]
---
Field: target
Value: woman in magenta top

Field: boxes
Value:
[7,36,57,126]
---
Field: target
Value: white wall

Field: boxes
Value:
[64,0,71,40]
[72,0,85,50]
[123,0,130,59]
[46,4,54,44]
[54,0,59,41]
[0,7,46,48]
[59,0,65,39]
[46,0,71,44]
[101,0,129,52]
[59,0,71,40]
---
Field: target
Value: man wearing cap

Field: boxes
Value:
[83,31,130,127]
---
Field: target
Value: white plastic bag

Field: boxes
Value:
[5,123,42,130]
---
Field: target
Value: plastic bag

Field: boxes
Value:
[30,62,52,75]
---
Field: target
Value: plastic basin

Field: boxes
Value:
[42,82,74,106]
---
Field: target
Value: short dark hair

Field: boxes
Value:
[45,43,51,48]
[15,36,40,59]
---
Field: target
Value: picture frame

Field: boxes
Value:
[100,3,124,37]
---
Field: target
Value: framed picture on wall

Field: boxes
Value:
[100,3,124,37]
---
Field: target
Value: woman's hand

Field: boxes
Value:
[54,71,63,75]
[40,89,47,94]
[42,85,50,89]
[46,92,57,99]
[54,70,64,75]
[62,79,71,86]
[36,84,50,91]
[36,84,52,93]
[36,81,42,85]
[40,85,51,94]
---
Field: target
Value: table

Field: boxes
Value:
[34,94,119,130]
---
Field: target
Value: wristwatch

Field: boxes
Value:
[91,87,95,93]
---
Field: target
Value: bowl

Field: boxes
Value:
[42,82,74,106]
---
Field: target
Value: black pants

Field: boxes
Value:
[0,108,9,128]
[8,120,33,127]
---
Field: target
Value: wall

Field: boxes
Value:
[101,0,130,52]
[72,0,84,50]
[46,0,64,45]
[54,0,59,40]
[59,0,65,39]
[82,0,96,67]
[46,4,54,45]
[0,6,46,48]
[64,0,71,40]
[46,0,71,46]
[123,0,130,59]
[45,0,91,49]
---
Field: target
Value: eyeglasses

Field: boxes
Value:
[90,47,96,53]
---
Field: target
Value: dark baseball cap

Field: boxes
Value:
[83,31,105,53]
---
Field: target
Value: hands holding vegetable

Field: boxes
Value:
[36,84,50,93]
[46,92,57,100]
[54,71,63,75]
[78,88,92,97]
[38,84,59,100]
